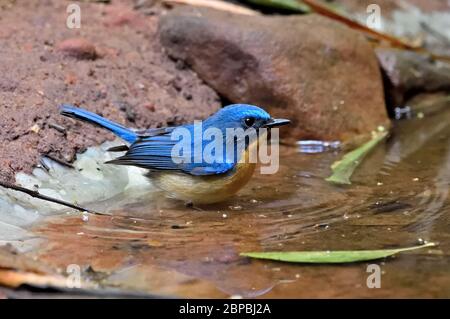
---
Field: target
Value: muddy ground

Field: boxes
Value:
[0,0,220,183]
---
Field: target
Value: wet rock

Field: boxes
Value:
[159,7,390,143]
[405,93,450,117]
[56,38,98,60]
[376,49,450,111]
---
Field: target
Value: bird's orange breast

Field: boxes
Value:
[153,137,260,204]
[154,160,256,205]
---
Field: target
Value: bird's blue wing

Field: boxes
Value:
[106,126,236,175]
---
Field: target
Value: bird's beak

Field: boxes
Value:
[263,118,291,128]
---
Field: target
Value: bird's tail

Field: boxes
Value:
[60,104,137,143]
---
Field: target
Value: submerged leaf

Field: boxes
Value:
[242,0,310,13]
[240,242,436,263]
[326,131,388,185]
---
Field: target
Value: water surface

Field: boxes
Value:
[8,108,450,297]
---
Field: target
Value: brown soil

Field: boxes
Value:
[0,0,220,183]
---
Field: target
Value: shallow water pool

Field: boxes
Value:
[1,107,449,298]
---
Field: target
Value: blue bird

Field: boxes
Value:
[60,104,289,204]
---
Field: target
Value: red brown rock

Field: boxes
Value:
[159,7,390,143]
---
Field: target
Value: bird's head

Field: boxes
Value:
[204,104,290,132]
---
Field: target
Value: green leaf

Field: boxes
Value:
[326,130,388,185]
[240,242,436,263]
[241,0,311,13]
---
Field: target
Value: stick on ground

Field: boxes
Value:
[0,180,104,216]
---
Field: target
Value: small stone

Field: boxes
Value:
[315,223,329,230]
[56,38,97,60]
[30,124,40,134]
[81,212,89,222]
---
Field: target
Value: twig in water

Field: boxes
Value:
[0,180,105,216]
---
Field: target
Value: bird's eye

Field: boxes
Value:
[244,117,255,127]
